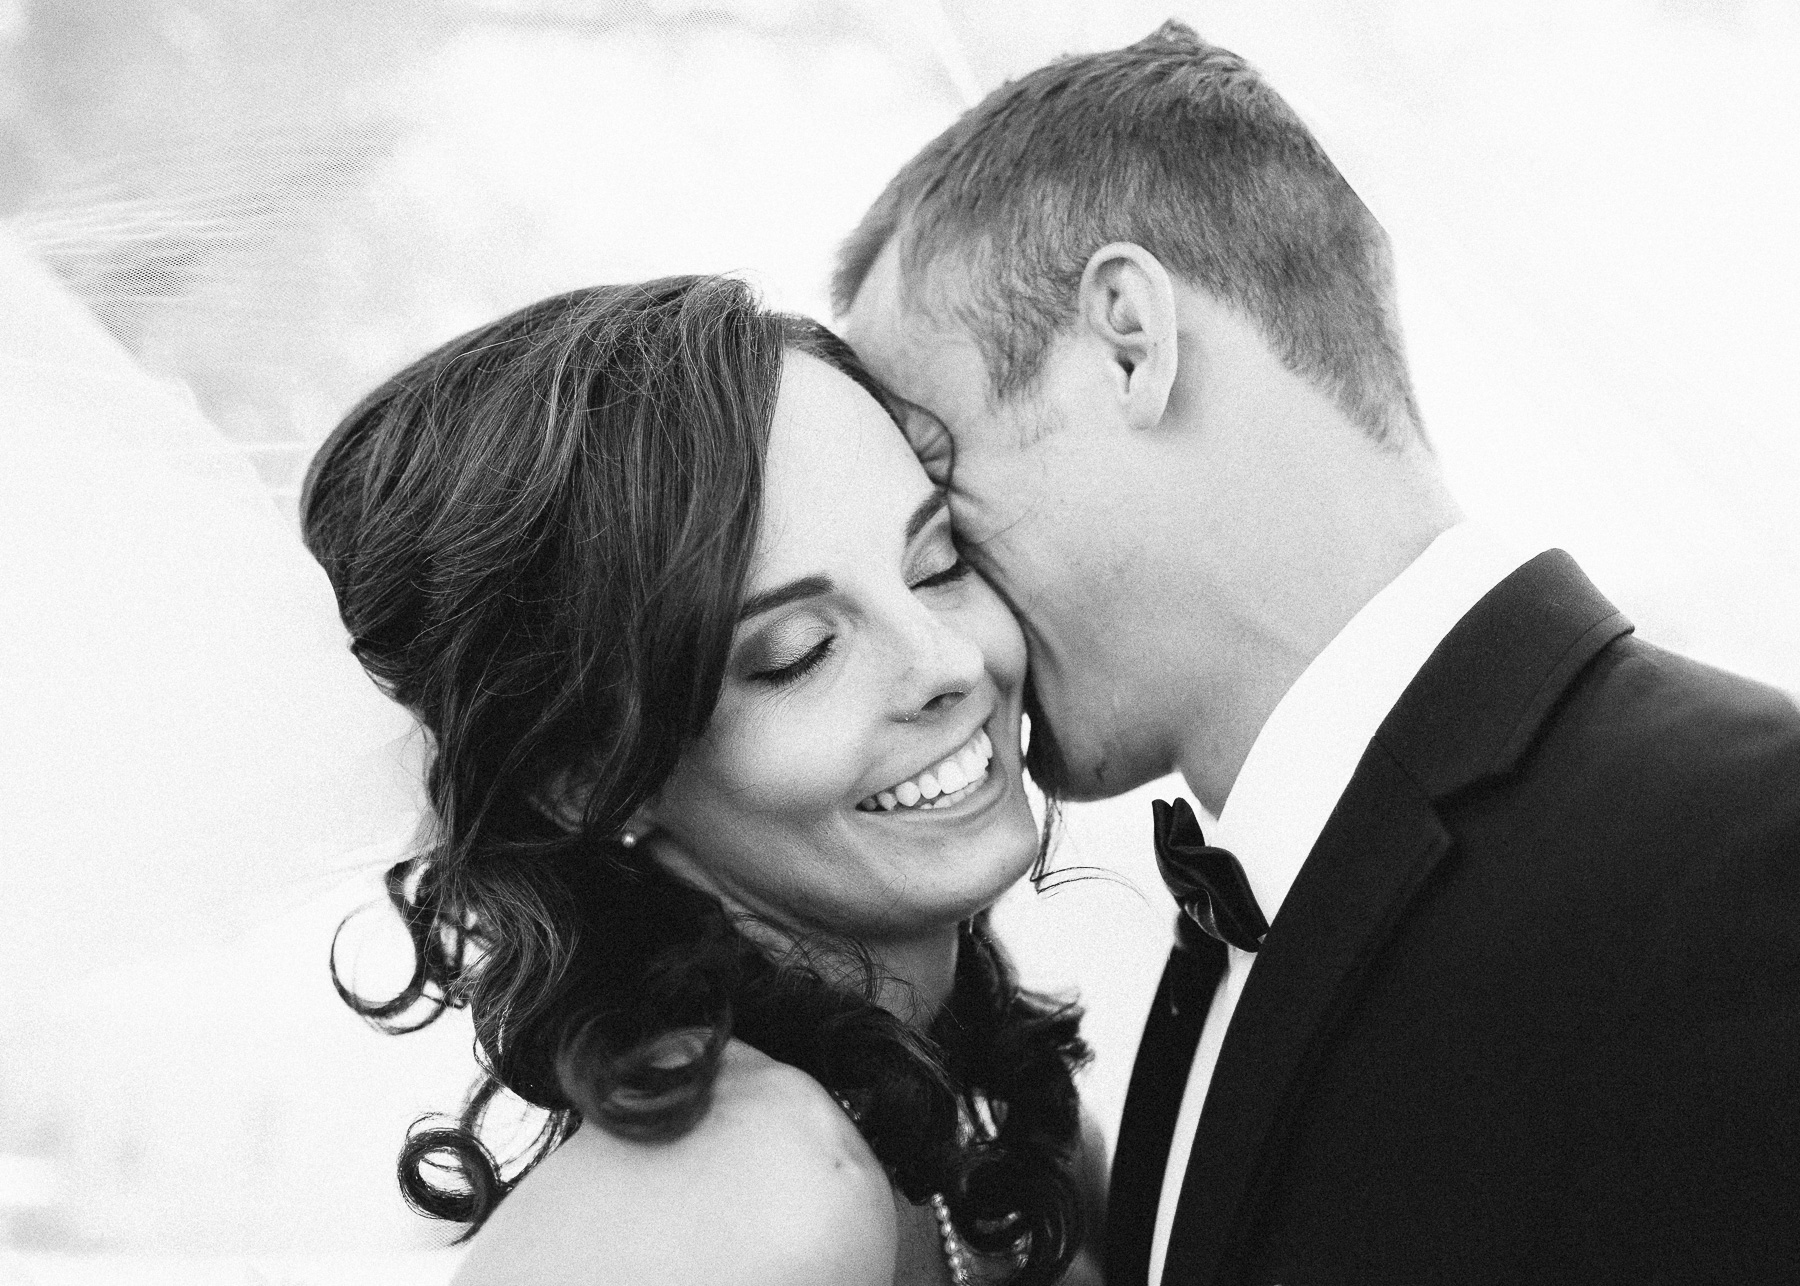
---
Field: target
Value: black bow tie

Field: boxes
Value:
[1152,797,1269,953]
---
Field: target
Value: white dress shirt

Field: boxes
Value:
[1146,522,1545,1285]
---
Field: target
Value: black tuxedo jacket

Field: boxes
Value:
[1106,551,1800,1285]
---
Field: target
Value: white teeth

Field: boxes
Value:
[859,726,996,814]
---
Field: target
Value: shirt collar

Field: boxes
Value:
[1210,522,1545,930]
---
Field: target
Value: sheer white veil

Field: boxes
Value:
[0,228,426,997]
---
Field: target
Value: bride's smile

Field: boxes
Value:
[643,351,1040,948]
[855,722,993,813]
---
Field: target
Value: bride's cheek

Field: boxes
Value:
[734,709,862,811]
[969,597,1028,689]
[682,704,803,813]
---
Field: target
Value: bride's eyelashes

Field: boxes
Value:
[907,518,972,592]
[748,634,835,687]
[741,524,968,689]
[910,556,972,591]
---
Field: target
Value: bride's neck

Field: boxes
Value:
[725,907,962,1030]
[864,924,961,1031]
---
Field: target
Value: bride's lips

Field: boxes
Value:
[855,722,996,815]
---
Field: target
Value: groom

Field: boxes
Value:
[836,22,1800,1286]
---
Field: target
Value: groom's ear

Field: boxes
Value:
[1077,243,1178,433]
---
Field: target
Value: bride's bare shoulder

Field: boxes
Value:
[451,1041,897,1286]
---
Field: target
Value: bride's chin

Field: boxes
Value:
[889,832,1040,935]
[967,822,1048,905]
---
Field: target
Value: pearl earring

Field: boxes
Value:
[619,829,639,849]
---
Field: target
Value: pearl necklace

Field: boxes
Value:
[930,1192,973,1285]
[829,1088,977,1283]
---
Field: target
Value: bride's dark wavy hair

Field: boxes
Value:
[301,275,1088,1281]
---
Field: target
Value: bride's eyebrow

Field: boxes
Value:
[737,574,832,624]
[906,488,949,541]
[733,491,947,625]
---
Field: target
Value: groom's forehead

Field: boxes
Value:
[841,236,933,343]
[842,239,989,403]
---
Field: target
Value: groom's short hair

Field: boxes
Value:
[834,21,1421,444]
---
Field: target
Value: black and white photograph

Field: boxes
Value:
[3,1,1797,1283]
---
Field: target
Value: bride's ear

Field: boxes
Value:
[534,767,663,850]
[623,803,726,898]
[616,802,658,850]
[535,763,596,831]
[1078,242,1178,433]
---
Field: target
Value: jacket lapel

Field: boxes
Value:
[1158,754,1450,1285]
[1158,550,1633,1285]
[1107,925,1227,1286]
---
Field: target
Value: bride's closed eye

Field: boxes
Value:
[911,554,972,591]
[739,499,969,689]
[908,515,972,593]
[743,623,836,688]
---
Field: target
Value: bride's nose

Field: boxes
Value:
[891,610,986,723]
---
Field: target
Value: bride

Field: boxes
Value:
[301,274,1105,1284]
